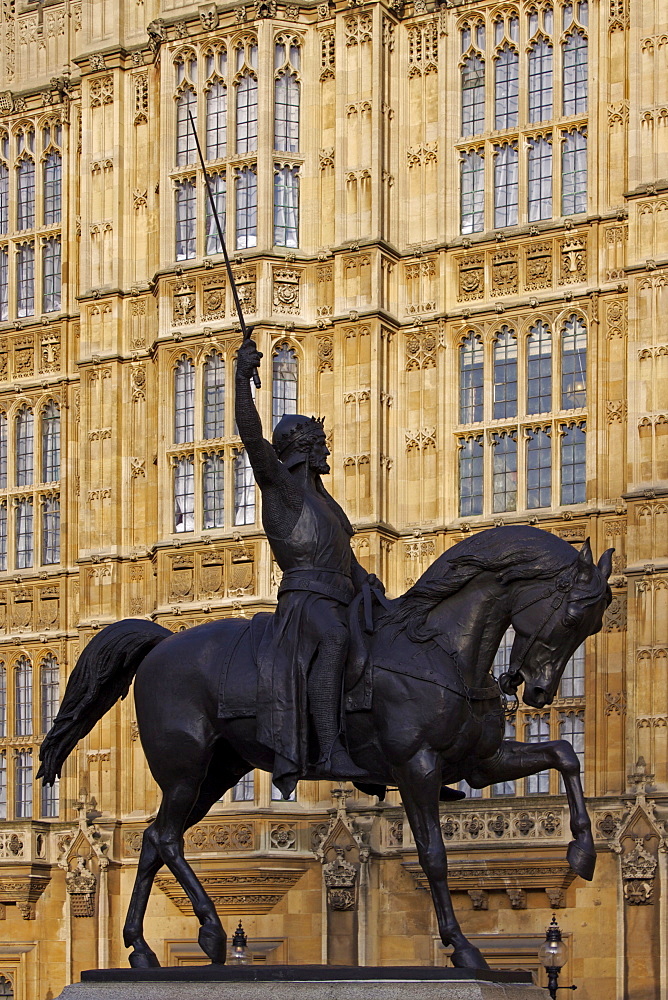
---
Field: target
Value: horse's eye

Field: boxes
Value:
[564,614,578,628]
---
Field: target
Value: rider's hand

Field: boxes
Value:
[236,338,263,380]
[367,573,385,594]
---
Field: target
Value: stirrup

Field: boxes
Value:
[316,739,368,780]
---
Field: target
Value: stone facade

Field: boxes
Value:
[0,2,665,1000]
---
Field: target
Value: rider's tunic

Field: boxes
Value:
[256,482,356,795]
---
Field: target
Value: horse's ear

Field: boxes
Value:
[598,547,614,581]
[576,537,593,569]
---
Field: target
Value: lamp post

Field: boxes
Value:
[229,920,250,965]
[538,915,577,999]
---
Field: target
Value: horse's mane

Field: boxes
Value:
[388,526,602,641]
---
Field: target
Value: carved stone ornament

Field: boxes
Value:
[621,838,657,905]
[323,846,358,911]
[66,857,97,917]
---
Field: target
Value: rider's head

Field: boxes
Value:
[272,414,329,474]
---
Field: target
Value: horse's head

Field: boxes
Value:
[499,539,613,709]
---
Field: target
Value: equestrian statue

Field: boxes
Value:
[38,339,613,972]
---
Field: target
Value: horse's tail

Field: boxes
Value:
[37,619,172,785]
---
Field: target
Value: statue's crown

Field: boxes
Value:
[272,414,325,462]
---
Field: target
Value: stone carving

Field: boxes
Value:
[405,331,437,371]
[273,268,300,314]
[319,147,334,169]
[545,888,566,909]
[40,331,60,372]
[344,12,372,46]
[233,267,257,313]
[507,888,527,909]
[468,889,489,910]
[606,300,627,339]
[606,399,627,423]
[604,691,627,716]
[133,75,149,125]
[559,236,587,284]
[620,839,657,905]
[603,595,627,632]
[66,857,97,917]
[317,336,333,373]
[458,254,484,300]
[269,824,296,850]
[322,846,357,911]
[202,276,226,320]
[147,20,168,54]
[199,4,219,29]
[90,76,114,108]
[131,366,146,402]
[172,281,196,325]
[491,250,518,295]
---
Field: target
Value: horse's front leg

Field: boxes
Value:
[467,739,595,880]
[394,750,489,970]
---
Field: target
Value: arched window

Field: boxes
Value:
[527,136,552,221]
[526,427,552,508]
[273,166,299,248]
[16,242,35,317]
[205,172,226,255]
[494,142,518,228]
[458,435,483,516]
[42,237,61,313]
[493,327,517,419]
[202,453,225,530]
[233,773,255,801]
[175,179,196,261]
[563,30,588,116]
[43,151,62,225]
[206,77,227,160]
[234,448,255,525]
[0,752,6,821]
[559,710,584,789]
[15,749,33,818]
[460,150,484,234]
[236,166,257,250]
[0,411,7,488]
[272,344,298,428]
[0,503,6,572]
[560,643,585,698]
[41,402,60,482]
[528,40,553,122]
[560,421,586,504]
[176,88,197,167]
[491,431,517,512]
[527,321,552,413]
[41,773,59,818]
[561,129,587,215]
[15,656,32,736]
[461,55,485,137]
[16,405,34,486]
[459,333,483,423]
[0,247,7,321]
[16,157,35,230]
[236,73,258,154]
[561,315,586,408]
[174,357,195,444]
[40,655,59,733]
[0,663,6,737]
[274,40,300,153]
[15,498,33,568]
[203,351,225,439]
[41,497,60,565]
[526,713,550,793]
[0,973,10,998]
[0,161,8,234]
[174,456,195,533]
[494,45,519,129]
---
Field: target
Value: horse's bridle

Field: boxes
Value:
[498,569,575,696]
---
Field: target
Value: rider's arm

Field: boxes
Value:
[235,339,282,489]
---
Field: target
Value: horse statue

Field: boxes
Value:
[39,525,612,971]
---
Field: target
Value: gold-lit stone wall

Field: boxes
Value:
[0,1,665,999]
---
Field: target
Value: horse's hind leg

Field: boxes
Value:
[394,750,489,970]
[123,825,163,968]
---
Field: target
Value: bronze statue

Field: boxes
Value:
[38,346,613,972]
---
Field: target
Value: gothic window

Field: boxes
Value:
[174,456,195,533]
[560,421,586,504]
[527,137,552,221]
[460,150,484,234]
[492,431,517,512]
[0,503,5,572]
[205,47,228,160]
[272,344,298,428]
[42,774,59,818]
[561,315,587,408]
[274,40,300,153]
[0,153,7,234]
[41,497,60,565]
[16,406,34,487]
[274,166,299,248]
[205,172,226,255]
[43,152,62,226]
[492,716,516,795]
[42,237,61,313]
[174,356,195,444]
[15,498,33,568]
[0,975,9,998]
[203,351,225,439]
[528,39,553,123]
[41,402,60,483]
[493,327,517,419]
[15,656,32,736]
[461,55,485,137]
[16,242,35,317]
[459,435,483,516]
[235,41,259,155]
[202,453,225,530]
[561,129,587,215]
[527,321,552,413]
[559,710,584,789]
[175,179,196,261]
[15,749,32,819]
[40,655,59,734]
[563,30,588,116]
[0,663,5,737]
[494,44,519,129]
[175,79,198,167]
[16,157,35,231]
[0,411,6,487]
[0,754,5,821]
[459,333,484,423]
[526,427,552,508]
[494,143,518,227]
[526,713,550,793]
[234,448,255,525]
[0,248,7,321]
[233,773,255,801]
[560,643,585,698]
[236,166,257,250]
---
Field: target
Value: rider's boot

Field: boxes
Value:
[309,646,368,780]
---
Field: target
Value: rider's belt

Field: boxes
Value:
[278,570,354,606]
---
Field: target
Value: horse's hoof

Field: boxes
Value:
[129,949,160,969]
[567,840,596,881]
[199,924,227,964]
[450,944,490,970]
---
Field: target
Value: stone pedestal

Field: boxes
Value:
[54,966,546,1000]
